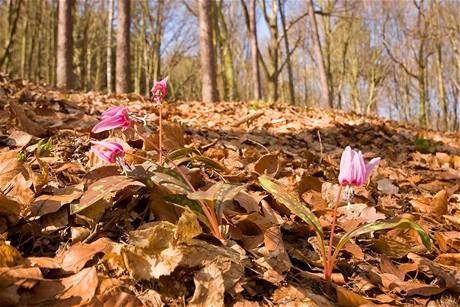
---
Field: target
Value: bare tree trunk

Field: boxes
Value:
[153,0,164,82]
[198,0,218,102]
[279,0,295,105]
[0,0,23,69]
[435,44,448,131]
[307,0,331,107]
[56,0,73,89]
[107,0,114,92]
[116,0,130,93]
[249,0,261,100]
[216,0,238,101]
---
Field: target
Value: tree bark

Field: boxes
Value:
[198,0,218,102]
[106,0,114,92]
[249,0,261,100]
[116,0,131,93]
[0,0,23,69]
[56,0,73,89]
[307,0,331,107]
[279,0,295,105]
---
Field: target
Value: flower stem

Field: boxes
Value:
[325,184,344,282]
[158,105,163,165]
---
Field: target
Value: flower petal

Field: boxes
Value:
[102,106,128,118]
[92,115,130,133]
[365,157,381,180]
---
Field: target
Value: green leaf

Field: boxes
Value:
[333,218,431,260]
[150,166,192,194]
[188,183,246,222]
[163,194,210,228]
[167,147,201,161]
[175,155,228,173]
[258,175,323,239]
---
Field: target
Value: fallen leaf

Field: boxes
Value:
[189,263,225,307]
[61,237,115,273]
[30,184,84,217]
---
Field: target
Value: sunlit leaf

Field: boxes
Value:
[258,175,323,238]
[187,183,246,222]
[167,147,201,160]
[150,166,192,194]
[333,218,432,261]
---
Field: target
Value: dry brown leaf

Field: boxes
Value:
[6,130,33,147]
[435,253,460,267]
[335,284,372,307]
[252,153,279,177]
[9,101,47,137]
[61,237,115,273]
[174,209,202,244]
[408,253,460,293]
[0,243,23,267]
[30,184,84,217]
[189,263,225,307]
[410,189,448,217]
[435,231,460,252]
[26,257,61,269]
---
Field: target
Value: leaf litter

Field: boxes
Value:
[0,73,459,305]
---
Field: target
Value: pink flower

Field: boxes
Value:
[338,146,380,186]
[91,140,130,172]
[92,106,132,133]
[150,76,168,104]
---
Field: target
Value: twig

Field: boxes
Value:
[231,110,264,127]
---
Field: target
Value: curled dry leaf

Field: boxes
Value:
[252,153,279,177]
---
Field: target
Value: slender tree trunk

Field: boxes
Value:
[198,0,218,102]
[307,0,332,107]
[249,0,261,100]
[153,0,163,82]
[0,0,23,69]
[435,44,448,131]
[107,0,114,92]
[116,0,130,93]
[56,0,73,89]
[279,0,295,105]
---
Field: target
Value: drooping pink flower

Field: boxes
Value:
[338,146,380,186]
[90,140,131,172]
[150,76,168,104]
[92,106,132,133]
[91,140,125,163]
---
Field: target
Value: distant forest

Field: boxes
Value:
[0,0,459,131]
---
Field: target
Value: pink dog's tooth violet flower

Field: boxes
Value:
[91,140,131,173]
[92,106,132,133]
[151,76,168,104]
[338,146,381,186]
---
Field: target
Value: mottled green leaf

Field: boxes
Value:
[333,218,432,261]
[150,166,192,194]
[258,175,323,238]
[188,183,245,222]
[167,147,201,160]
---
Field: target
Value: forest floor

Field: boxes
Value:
[1,73,460,306]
